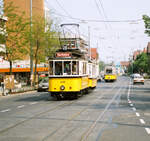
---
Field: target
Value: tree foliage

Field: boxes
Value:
[99,61,106,71]
[28,16,60,85]
[0,2,29,74]
[129,53,149,74]
[143,15,150,36]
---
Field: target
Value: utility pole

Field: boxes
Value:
[30,0,33,86]
[88,26,91,60]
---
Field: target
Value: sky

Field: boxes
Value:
[45,0,150,64]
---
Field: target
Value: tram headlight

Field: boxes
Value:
[60,85,65,90]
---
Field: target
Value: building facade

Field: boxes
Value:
[4,0,44,18]
[0,0,46,88]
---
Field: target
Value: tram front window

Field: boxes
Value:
[55,62,62,75]
[106,69,112,74]
[64,61,71,75]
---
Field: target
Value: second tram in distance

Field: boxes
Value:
[104,66,117,82]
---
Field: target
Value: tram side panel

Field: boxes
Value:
[88,63,98,88]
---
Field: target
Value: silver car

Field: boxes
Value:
[37,78,49,92]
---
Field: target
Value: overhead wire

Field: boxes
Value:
[55,0,73,19]
[97,0,111,28]
[45,0,142,23]
[50,11,142,23]
[94,0,108,29]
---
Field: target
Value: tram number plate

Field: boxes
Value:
[60,81,65,83]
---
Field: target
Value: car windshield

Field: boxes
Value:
[135,76,143,79]
[40,78,48,83]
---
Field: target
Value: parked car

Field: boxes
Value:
[130,73,141,79]
[37,77,49,92]
[133,75,144,85]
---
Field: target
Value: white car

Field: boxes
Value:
[37,78,49,92]
[133,76,144,85]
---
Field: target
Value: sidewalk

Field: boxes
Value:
[0,86,36,97]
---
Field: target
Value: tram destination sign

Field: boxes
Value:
[56,52,72,58]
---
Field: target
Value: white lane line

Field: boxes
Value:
[17,105,25,108]
[132,107,136,111]
[145,128,150,134]
[130,103,133,106]
[139,119,145,124]
[127,81,131,98]
[136,112,140,117]
[30,102,38,105]
[1,109,11,113]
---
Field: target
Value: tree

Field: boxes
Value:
[143,15,150,75]
[133,53,149,74]
[0,2,29,74]
[29,16,60,86]
[143,15,150,36]
[99,61,106,71]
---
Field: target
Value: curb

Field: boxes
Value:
[0,90,37,99]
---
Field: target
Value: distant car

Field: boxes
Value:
[133,76,144,85]
[37,77,49,92]
[130,73,140,79]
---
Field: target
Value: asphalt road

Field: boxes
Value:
[0,76,150,141]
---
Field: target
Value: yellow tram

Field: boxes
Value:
[104,66,117,82]
[88,61,99,88]
[48,24,99,99]
[48,57,89,99]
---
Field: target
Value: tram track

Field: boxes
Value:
[80,79,129,141]
[0,79,121,140]
[0,81,118,136]
[41,81,120,141]
[0,100,76,134]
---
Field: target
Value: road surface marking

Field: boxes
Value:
[140,119,145,124]
[132,107,136,111]
[1,109,10,113]
[17,105,25,108]
[145,128,150,134]
[136,112,140,117]
[80,86,123,141]
[130,103,133,106]
[30,102,38,105]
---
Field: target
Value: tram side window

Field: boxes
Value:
[55,62,62,75]
[72,61,79,75]
[92,65,96,76]
[64,61,71,75]
[49,61,53,75]
[83,62,86,74]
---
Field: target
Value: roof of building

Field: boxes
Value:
[91,48,98,59]
[120,61,130,67]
